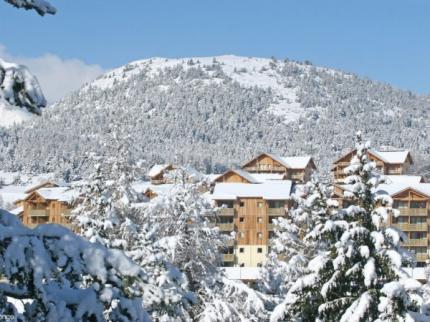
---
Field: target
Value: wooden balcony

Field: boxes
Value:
[223,254,235,262]
[391,223,427,232]
[218,208,235,216]
[268,208,285,216]
[398,208,428,216]
[218,223,235,231]
[415,253,428,262]
[29,209,49,217]
[404,239,428,247]
[243,166,286,173]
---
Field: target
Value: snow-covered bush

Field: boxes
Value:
[0,208,150,321]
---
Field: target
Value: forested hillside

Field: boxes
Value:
[0,55,429,178]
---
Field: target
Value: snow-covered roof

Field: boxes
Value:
[403,267,428,282]
[148,164,171,178]
[145,184,176,196]
[370,150,411,164]
[376,183,430,198]
[212,181,293,200]
[35,187,79,203]
[206,173,223,183]
[10,206,23,216]
[384,175,424,185]
[267,154,313,169]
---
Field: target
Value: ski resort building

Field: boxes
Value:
[16,182,78,229]
[331,149,413,183]
[211,181,293,267]
[240,153,316,183]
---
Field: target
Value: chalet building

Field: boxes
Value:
[148,164,205,185]
[16,183,79,229]
[148,164,176,185]
[334,181,430,267]
[241,153,316,183]
[214,169,286,184]
[211,181,293,267]
[332,149,413,183]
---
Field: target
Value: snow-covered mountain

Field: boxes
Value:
[0,55,429,177]
[0,59,47,128]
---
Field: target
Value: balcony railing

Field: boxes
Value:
[415,253,428,262]
[218,223,235,231]
[223,254,235,262]
[218,208,235,216]
[391,223,427,231]
[29,209,49,217]
[243,166,286,172]
[398,208,428,216]
[403,239,428,247]
[268,208,285,216]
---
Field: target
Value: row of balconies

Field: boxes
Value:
[403,239,428,247]
[397,208,428,216]
[218,207,285,216]
[243,165,286,172]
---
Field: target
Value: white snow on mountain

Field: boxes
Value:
[88,55,349,122]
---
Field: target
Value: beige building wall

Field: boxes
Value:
[236,245,268,267]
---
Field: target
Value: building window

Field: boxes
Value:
[240,201,245,207]
[240,263,245,267]
[239,217,245,223]
[268,200,284,208]
[411,201,427,209]
[393,200,408,209]
[239,232,245,239]
[257,247,263,253]
[410,217,426,224]
[393,216,408,224]
[410,232,426,240]
[257,201,264,208]
[239,248,244,253]
[257,217,263,223]
[257,232,263,239]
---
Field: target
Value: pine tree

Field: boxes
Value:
[271,132,427,321]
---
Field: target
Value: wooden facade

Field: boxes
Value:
[149,164,175,185]
[216,197,290,267]
[214,170,256,184]
[332,149,413,182]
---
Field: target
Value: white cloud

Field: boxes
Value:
[0,45,104,103]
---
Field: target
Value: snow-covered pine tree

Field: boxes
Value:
[260,177,337,301]
[4,0,56,15]
[0,208,150,321]
[144,184,269,321]
[271,132,428,322]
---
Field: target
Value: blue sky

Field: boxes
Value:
[1,0,430,98]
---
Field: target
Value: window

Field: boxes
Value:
[268,200,284,208]
[257,201,264,208]
[410,232,426,240]
[257,232,263,239]
[257,248,263,253]
[239,232,245,239]
[239,217,245,223]
[239,248,244,253]
[240,263,245,267]
[240,201,245,207]
[219,200,234,208]
[393,216,408,223]
[411,201,427,209]
[393,200,408,209]
[410,217,426,224]
[257,217,263,223]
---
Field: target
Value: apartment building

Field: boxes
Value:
[241,153,316,182]
[331,149,413,183]
[16,182,78,229]
[211,181,293,267]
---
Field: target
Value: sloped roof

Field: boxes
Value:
[148,164,171,178]
[248,173,286,182]
[215,169,260,184]
[34,187,79,203]
[211,181,293,200]
[267,154,313,169]
[369,150,411,164]
[376,183,430,198]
